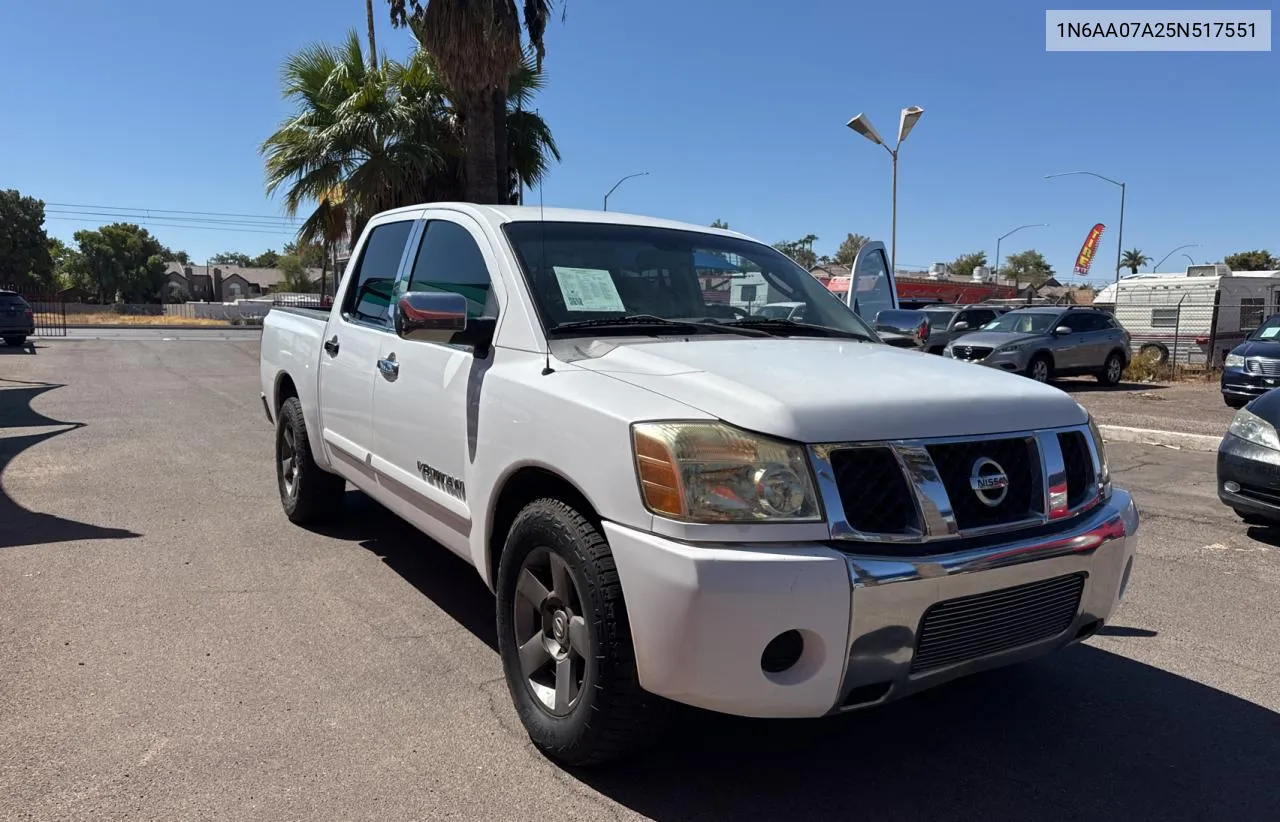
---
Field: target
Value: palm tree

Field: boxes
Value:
[261,31,559,262]
[1121,248,1151,275]
[388,0,557,204]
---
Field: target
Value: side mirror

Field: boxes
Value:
[1054,326,1073,336]
[394,291,467,343]
[952,321,970,332]
[874,309,930,347]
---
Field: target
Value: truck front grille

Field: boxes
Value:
[815,423,1103,544]
[926,437,1041,530]
[1246,356,1280,376]
[1058,431,1096,508]
[828,447,916,534]
[910,573,1085,674]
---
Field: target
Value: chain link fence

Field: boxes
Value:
[1104,291,1271,377]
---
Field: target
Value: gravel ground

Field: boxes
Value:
[1055,376,1235,436]
[1,336,1277,821]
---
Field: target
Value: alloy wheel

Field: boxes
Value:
[512,548,589,717]
[280,425,297,498]
[1107,357,1123,383]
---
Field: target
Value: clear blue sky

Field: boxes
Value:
[2,0,1275,286]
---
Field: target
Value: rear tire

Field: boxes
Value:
[3,335,26,346]
[1026,354,1053,383]
[495,498,669,767]
[275,395,346,526]
[1097,352,1125,386]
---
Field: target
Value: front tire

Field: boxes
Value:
[495,498,668,767]
[1026,354,1053,383]
[1097,352,1125,386]
[275,395,346,526]
[1225,395,1249,409]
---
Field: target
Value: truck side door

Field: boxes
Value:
[369,212,504,559]
[847,241,897,322]
[317,216,419,479]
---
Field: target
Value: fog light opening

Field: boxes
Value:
[760,630,804,674]
[1224,480,1241,493]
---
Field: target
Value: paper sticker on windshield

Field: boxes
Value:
[1261,326,1280,339]
[553,267,625,312]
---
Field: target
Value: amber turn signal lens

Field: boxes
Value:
[633,429,685,517]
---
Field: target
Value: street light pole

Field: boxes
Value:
[1152,243,1199,273]
[1182,253,1196,267]
[847,106,923,278]
[1044,170,1126,289]
[603,172,649,211]
[995,223,1049,281]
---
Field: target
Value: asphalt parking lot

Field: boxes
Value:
[2,336,1278,821]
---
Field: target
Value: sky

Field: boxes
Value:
[1,0,1276,287]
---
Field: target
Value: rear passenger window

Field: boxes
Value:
[342,220,415,326]
[405,220,497,319]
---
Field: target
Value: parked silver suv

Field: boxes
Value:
[943,306,1131,386]
[920,303,1009,354]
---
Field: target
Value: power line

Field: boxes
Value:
[45,202,303,223]
[45,215,299,237]
[46,209,301,230]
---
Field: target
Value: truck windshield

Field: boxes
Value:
[501,221,878,339]
[980,311,1062,334]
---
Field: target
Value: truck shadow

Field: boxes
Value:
[0,379,142,548]
[325,489,1279,821]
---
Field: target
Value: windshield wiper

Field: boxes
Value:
[718,317,876,342]
[549,314,772,337]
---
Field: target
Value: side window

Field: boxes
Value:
[1078,313,1108,332]
[342,220,415,326]
[851,248,895,322]
[405,220,497,319]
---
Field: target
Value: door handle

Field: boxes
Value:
[323,335,340,356]
[377,353,399,379]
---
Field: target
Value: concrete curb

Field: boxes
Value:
[1097,424,1223,453]
[65,324,260,331]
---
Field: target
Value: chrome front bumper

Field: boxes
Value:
[831,488,1139,712]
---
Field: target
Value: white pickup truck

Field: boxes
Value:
[259,202,1139,766]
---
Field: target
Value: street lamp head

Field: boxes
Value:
[846,113,884,146]
[897,106,924,143]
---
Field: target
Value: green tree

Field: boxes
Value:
[1120,248,1151,275]
[210,251,251,266]
[68,223,168,303]
[710,219,729,229]
[284,240,328,269]
[164,248,192,265]
[1002,249,1055,287]
[948,251,988,280]
[834,233,870,267]
[277,254,315,292]
[261,31,560,248]
[773,234,819,269]
[250,249,281,268]
[1224,250,1278,271]
[0,189,55,287]
[387,0,560,204]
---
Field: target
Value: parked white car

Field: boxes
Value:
[258,203,1139,766]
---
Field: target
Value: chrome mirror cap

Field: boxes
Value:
[394,291,467,343]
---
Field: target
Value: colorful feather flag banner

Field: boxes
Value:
[1073,223,1106,277]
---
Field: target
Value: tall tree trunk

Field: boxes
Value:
[365,0,378,70]
[461,93,500,204]
[493,87,509,205]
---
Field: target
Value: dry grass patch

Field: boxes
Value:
[70,313,233,327]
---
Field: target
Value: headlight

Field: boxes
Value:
[1225,353,1245,368]
[632,421,822,522]
[1228,407,1280,451]
[1086,413,1111,494]
[996,341,1032,354]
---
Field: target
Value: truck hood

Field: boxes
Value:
[564,337,1087,443]
[948,331,1044,349]
[1229,338,1280,358]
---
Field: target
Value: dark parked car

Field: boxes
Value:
[920,303,1009,354]
[0,290,35,346]
[1220,313,1280,408]
[1218,387,1280,526]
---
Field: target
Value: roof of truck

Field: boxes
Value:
[371,202,753,240]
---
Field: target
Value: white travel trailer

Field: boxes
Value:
[1094,264,1280,366]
